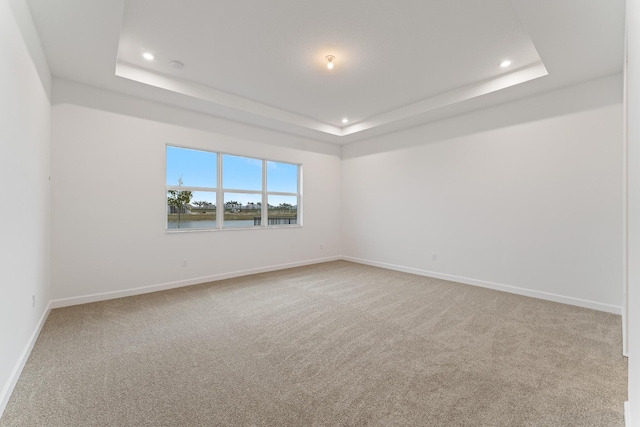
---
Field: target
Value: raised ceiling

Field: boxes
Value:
[27,0,624,145]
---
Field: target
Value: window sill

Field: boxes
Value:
[165,225,303,234]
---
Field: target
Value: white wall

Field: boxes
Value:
[626,0,640,423]
[342,75,624,313]
[0,0,51,415]
[51,86,341,302]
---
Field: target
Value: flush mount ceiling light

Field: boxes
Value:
[142,52,154,60]
[342,118,349,124]
[500,59,512,68]
[326,55,335,70]
[170,60,184,69]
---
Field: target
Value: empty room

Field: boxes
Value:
[2,0,640,425]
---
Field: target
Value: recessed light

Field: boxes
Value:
[170,60,184,69]
[342,118,349,124]
[500,60,512,68]
[142,52,154,61]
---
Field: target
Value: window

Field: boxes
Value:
[266,161,299,226]
[166,146,301,231]
[166,146,217,230]
[223,155,263,229]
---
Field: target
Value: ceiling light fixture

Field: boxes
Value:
[326,55,335,70]
[342,118,349,124]
[500,60,512,68]
[142,52,154,60]
[170,60,184,69]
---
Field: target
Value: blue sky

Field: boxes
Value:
[166,146,298,205]
[166,146,216,187]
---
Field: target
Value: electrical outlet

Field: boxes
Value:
[32,294,36,308]
[182,259,188,267]
[432,253,437,261]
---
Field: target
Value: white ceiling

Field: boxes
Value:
[26,0,624,145]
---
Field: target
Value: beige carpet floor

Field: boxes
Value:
[1,261,627,426]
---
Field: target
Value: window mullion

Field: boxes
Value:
[262,159,267,227]
[265,191,298,197]
[220,188,263,195]
[298,164,303,226]
[217,153,223,229]
[166,185,216,192]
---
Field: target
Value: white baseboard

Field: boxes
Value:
[50,256,340,309]
[0,301,51,419]
[51,255,624,314]
[625,401,630,427]
[342,256,622,314]
[623,301,629,357]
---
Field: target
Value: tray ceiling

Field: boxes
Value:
[26,0,624,144]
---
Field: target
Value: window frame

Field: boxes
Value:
[165,144,302,232]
